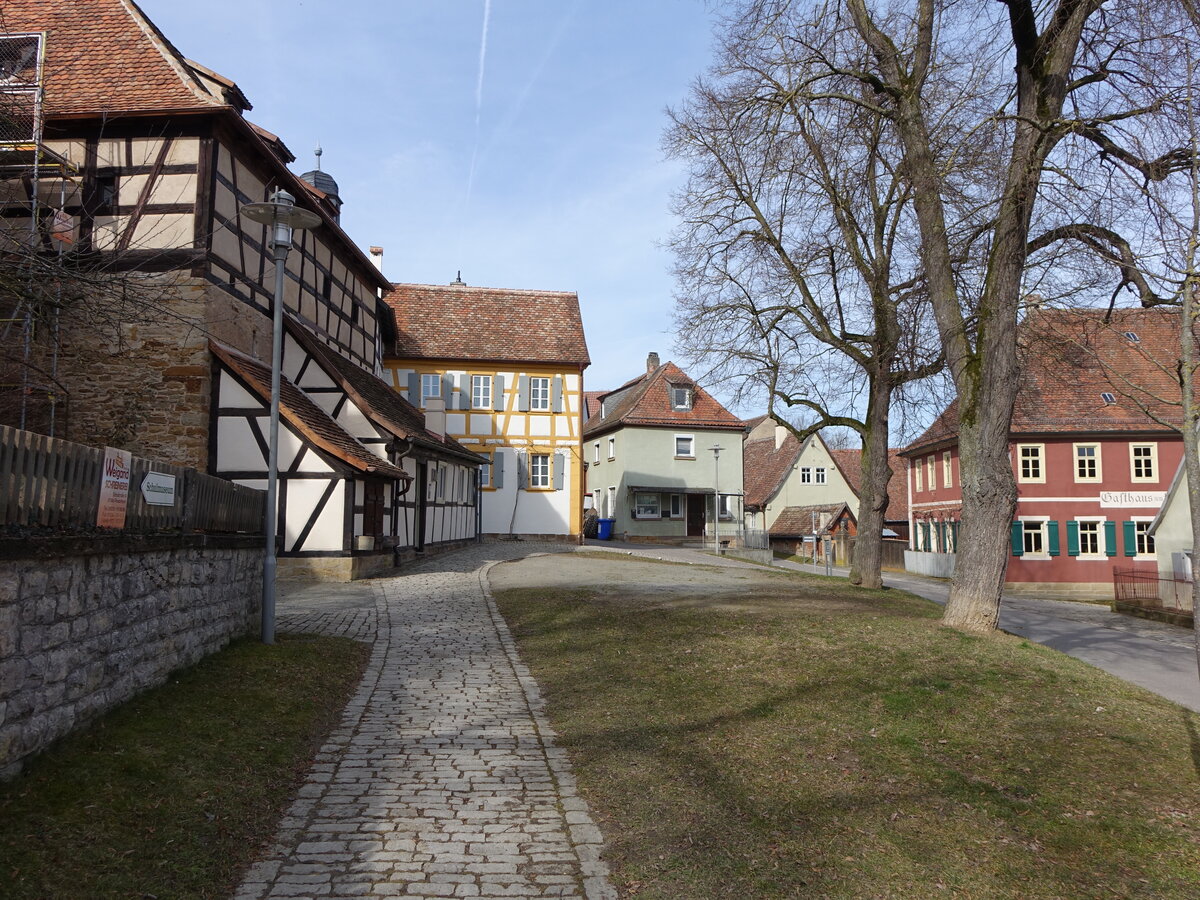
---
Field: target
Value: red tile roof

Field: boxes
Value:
[582,391,605,422]
[742,432,804,510]
[384,283,590,368]
[284,320,482,465]
[906,307,1188,454]
[582,362,744,437]
[770,503,852,537]
[209,341,409,481]
[3,0,229,118]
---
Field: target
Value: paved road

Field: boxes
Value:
[239,540,613,900]
[585,539,1200,713]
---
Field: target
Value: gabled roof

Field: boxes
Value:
[3,0,231,118]
[905,307,1188,454]
[284,320,482,466]
[384,282,591,368]
[770,503,854,537]
[209,341,409,481]
[582,391,605,423]
[830,448,909,521]
[743,430,805,511]
[582,361,744,437]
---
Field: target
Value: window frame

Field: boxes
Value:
[800,466,812,484]
[1073,442,1102,483]
[670,386,692,410]
[420,373,441,408]
[1017,443,1046,484]
[480,453,494,490]
[915,462,923,492]
[1132,517,1157,557]
[1019,516,1050,558]
[669,494,684,519]
[674,434,695,459]
[1130,443,1158,483]
[634,492,661,519]
[717,493,734,521]
[529,376,551,412]
[926,455,936,489]
[814,467,827,485]
[1075,516,1105,558]
[592,442,600,465]
[470,374,493,410]
[607,436,616,460]
[942,451,953,488]
[528,453,551,489]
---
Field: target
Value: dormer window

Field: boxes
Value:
[671,386,692,410]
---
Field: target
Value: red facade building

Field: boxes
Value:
[902,308,1186,598]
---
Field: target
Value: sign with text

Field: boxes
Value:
[1099,490,1166,508]
[97,447,132,528]
[140,471,177,507]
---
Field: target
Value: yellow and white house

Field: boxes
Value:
[382,281,591,538]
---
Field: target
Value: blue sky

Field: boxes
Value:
[137,0,722,399]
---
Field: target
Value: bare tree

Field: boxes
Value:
[667,2,943,589]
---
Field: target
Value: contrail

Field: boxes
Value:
[460,0,491,259]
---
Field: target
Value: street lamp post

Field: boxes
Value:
[711,444,724,555]
[240,190,320,644]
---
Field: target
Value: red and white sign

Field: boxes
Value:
[97,447,132,528]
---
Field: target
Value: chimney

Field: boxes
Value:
[775,425,788,450]
[646,352,660,373]
[424,396,446,438]
[369,246,384,273]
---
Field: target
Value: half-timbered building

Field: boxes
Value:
[0,0,480,576]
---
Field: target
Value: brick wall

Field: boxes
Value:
[0,534,262,778]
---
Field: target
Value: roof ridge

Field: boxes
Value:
[122,0,225,109]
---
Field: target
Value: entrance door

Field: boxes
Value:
[686,494,706,537]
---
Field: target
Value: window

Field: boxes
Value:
[915,462,923,492]
[669,494,684,518]
[801,466,812,484]
[635,493,660,518]
[606,486,617,518]
[592,442,600,465]
[1134,520,1156,556]
[480,458,492,489]
[671,387,692,410]
[1078,521,1101,555]
[1023,521,1045,555]
[1017,444,1045,483]
[942,451,952,488]
[529,453,551,488]
[607,437,616,460]
[1074,443,1101,482]
[675,435,695,458]
[1130,444,1157,482]
[1101,392,1116,404]
[420,373,441,407]
[926,456,936,489]
[718,494,734,520]
[814,467,827,485]
[471,375,492,409]
[529,377,551,411]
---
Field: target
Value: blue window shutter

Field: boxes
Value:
[517,452,528,490]
[1010,522,1024,556]
[1105,520,1118,556]
[1047,520,1060,556]
[1121,520,1136,556]
[493,451,504,489]
[553,452,564,491]
[407,372,419,403]
[518,375,530,411]
[1066,520,1080,556]
[493,375,505,412]
[552,376,564,413]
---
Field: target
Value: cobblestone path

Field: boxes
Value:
[236,543,614,900]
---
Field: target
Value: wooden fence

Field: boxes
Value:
[0,424,263,534]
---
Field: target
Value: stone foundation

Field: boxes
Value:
[0,533,261,779]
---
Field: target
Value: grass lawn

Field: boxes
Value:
[0,633,368,900]
[494,556,1200,899]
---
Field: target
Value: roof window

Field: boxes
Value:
[671,386,693,410]
[1124,331,1140,343]
[1101,392,1116,404]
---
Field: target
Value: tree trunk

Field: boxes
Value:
[849,371,893,589]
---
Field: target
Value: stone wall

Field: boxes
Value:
[0,534,262,779]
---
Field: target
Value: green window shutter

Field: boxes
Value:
[1047,520,1060,556]
[518,375,530,411]
[951,521,960,550]
[493,375,505,412]
[1122,520,1136,556]
[1066,520,1080,556]
[1010,522,1024,556]
[1104,520,1117,556]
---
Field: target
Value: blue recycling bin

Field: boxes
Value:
[597,518,615,540]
